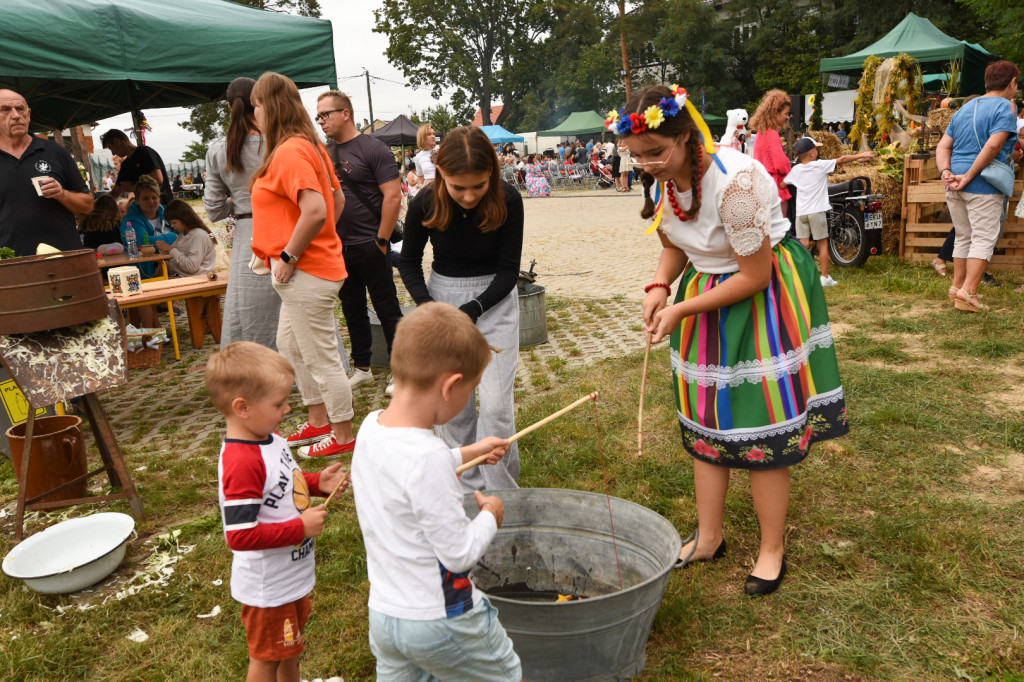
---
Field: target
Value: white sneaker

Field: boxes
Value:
[820,275,838,287]
[384,375,394,397]
[349,367,373,388]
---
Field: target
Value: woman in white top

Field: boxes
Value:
[617,84,847,597]
[413,123,437,183]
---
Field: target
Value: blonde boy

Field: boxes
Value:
[783,137,873,286]
[206,342,347,682]
[352,302,522,681]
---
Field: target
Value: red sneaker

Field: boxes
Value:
[297,435,356,459]
[286,422,332,447]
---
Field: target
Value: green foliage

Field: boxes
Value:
[811,77,824,131]
[408,103,473,135]
[179,141,210,163]
[957,0,1024,67]
[374,0,551,127]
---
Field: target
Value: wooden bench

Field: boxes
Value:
[110,272,228,360]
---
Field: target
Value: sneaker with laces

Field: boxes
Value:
[820,275,838,287]
[286,421,332,447]
[349,367,373,388]
[384,374,394,397]
[297,435,356,459]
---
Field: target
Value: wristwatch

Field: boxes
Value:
[280,250,299,264]
[375,236,388,248]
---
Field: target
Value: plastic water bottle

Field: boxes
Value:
[125,222,139,260]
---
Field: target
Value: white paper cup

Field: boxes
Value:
[31,176,47,196]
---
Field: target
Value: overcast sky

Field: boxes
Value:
[93,1,448,163]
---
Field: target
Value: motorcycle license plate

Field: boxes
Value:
[865,212,882,230]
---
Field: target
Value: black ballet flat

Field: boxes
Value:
[673,529,727,570]
[744,557,787,596]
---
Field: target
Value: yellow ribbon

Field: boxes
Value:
[642,182,666,236]
[685,99,717,154]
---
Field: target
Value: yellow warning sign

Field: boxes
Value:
[0,380,48,424]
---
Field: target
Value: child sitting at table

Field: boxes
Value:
[207,341,347,682]
[79,194,124,252]
[157,199,217,277]
[351,302,521,681]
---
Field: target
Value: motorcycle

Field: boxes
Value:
[826,176,884,267]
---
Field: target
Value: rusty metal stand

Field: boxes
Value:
[3,302,144,541]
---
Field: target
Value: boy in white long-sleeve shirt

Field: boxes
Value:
[352,302,522,681]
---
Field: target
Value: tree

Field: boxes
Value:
[374,0,550,127]
[810,77,824,131]
[177,0,322,159]
[409,103,473,136]
[957,0,1024,67]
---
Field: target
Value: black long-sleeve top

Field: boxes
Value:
[398,182,524,322]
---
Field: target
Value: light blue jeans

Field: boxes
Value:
[369,596,521,682]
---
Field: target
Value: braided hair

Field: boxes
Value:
[621,85,703,219]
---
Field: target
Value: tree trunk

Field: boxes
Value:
[618,0,632,98]
[69,126,91,188]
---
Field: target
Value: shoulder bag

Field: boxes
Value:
[971,98,1016,196]
[331,144,403,243]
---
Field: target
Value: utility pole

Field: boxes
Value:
[364,69,375,133]
[618,1,633,99]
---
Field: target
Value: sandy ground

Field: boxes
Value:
[519,189,660,301]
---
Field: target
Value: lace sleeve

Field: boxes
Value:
[720,166,775,257]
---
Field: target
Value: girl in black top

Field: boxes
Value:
[398,126,524,491]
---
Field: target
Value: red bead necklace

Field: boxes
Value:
[665,144,703,222]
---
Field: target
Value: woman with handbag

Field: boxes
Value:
[204,76,281,349]
[249,72,356,459]
[937,61,1019,312]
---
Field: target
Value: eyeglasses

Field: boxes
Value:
[315,109,346,123]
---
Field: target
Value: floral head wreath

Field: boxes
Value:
[605,84,717,155]
[607,85,722,237]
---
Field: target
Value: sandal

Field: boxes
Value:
[954,290,990,312]
[931,259,949,277]
[948,286,960,303]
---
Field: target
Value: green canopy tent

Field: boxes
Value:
[0,0,337,132]
[537,111,608,137]
[819,13,997,96]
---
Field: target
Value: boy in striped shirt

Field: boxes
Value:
[207,342,347,682]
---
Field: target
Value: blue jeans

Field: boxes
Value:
[369,596,521,682]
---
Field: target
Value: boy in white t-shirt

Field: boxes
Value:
[352,302,521,681]
[783,137,873,286]
[207,342,348,682]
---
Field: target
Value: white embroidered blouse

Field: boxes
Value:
[659,147,790,274]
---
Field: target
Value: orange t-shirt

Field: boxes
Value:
[251,136,346,281]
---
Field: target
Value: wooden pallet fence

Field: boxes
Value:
[901,154,1024,270]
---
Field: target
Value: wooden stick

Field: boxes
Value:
[455,392,598,475]
[638,333,652,458]
[322,470,351,509]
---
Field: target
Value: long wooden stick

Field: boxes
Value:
[322,470,351,509]
[638,333,652,458]
[455,392,598,474]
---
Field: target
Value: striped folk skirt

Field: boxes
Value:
[670,236,848,469]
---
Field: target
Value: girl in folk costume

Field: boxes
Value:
[614,85,848,596]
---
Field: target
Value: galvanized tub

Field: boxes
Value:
[0,250,108,334]
[465,488,682,681]
[518,282,547,347]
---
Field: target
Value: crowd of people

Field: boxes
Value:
[3,59,1023,679]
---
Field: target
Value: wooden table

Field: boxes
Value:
[96,252,172,282]
[111,272,228,359]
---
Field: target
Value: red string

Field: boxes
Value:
[593,394,623,591]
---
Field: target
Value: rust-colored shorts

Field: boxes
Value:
[241,595,312,661]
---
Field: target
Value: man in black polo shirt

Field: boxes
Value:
[100,128,173,205]
[0,89,92,256]
[317,90,403,396]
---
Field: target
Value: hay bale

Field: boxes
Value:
[807,131,843,160]
[927,108,954,133]
[830,164,903,253]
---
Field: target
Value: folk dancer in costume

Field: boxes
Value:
[611,85,848,596]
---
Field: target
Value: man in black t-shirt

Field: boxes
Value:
[317,90,404,395]
[0,89,92,256]
[100,128,173,205]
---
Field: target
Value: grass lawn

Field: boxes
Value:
[1,255,1023,681]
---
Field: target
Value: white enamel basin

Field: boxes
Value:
[2,512,135,594]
